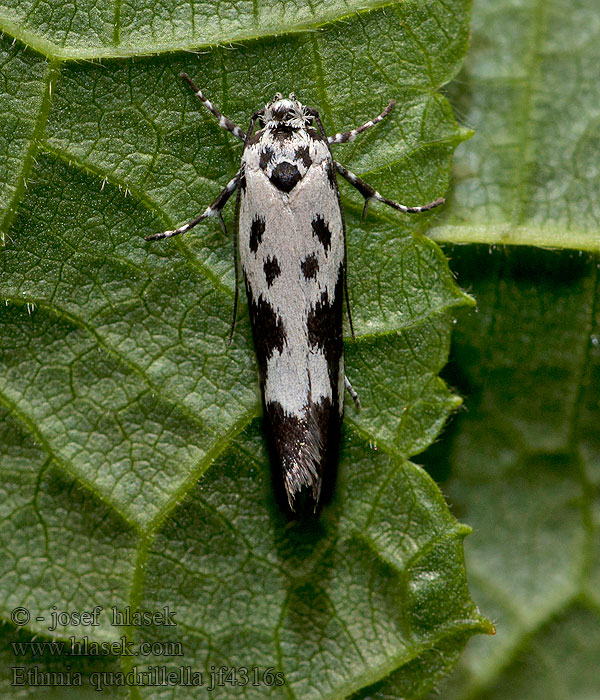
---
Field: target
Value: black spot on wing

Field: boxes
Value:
[265,396,340,515]
[325,161,337,189]
[245,282,285,377]
[238,171,247,192]
[270,161,301,192]
[259,145,274,171]
[263,256,281,287]
[295,145,312,169]
[311,214,332,252]
[307,265,344,388]
[249,215,265,253]
[301,253,319,280]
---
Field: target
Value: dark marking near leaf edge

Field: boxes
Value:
[301,253,319,279]
[264,256,281,287]
[249,215,265,253]
[311,214,332,252]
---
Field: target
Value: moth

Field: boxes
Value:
[147,73,444,515]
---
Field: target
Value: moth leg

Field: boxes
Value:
[344,375,361,411]
[334,161,444,219]
[180,72,246,141]
[145,173,239,241]
[328,100,396,145]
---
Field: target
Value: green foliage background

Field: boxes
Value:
[0,0,598,698]
[421,1,600,698]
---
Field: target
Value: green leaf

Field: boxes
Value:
[0,1,490,698]
[412,1,600,697]
[413,2,600,693]
[421,246,600,700]
[429,0,600,251]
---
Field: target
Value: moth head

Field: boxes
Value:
[262,92,311,128]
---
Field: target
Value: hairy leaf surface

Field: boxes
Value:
[0,1,490,698]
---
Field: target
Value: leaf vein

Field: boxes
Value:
[1,59,59,245]
[0,387,140,532]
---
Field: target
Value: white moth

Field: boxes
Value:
[147,73,444,515]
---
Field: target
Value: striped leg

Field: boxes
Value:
[328,100,396,145]
[334,161,444,218]
[145,173,239,241]
[180,72,246,141]
[345,375,361,411]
